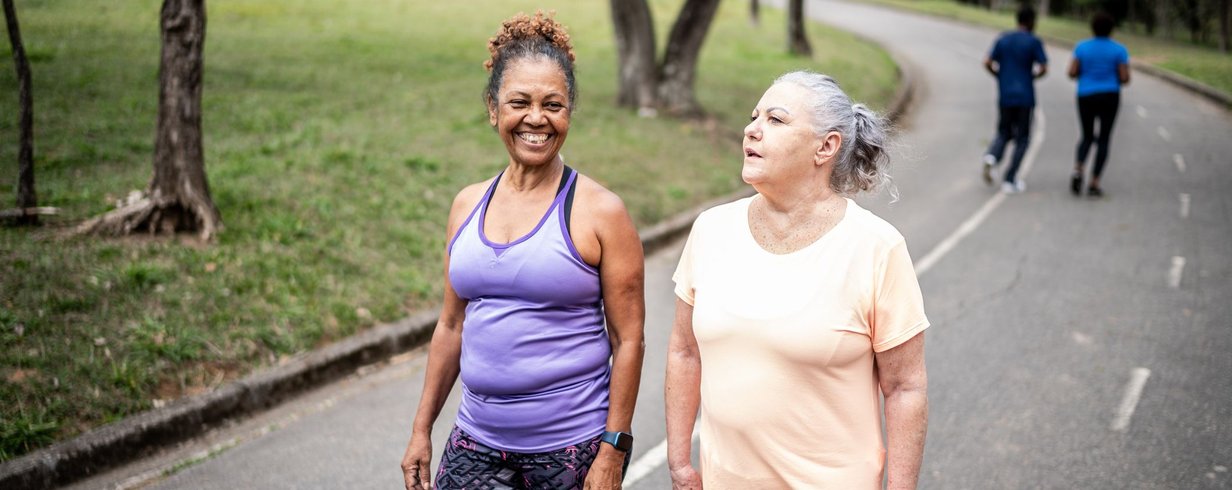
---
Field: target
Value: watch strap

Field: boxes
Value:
[600,431,633,452]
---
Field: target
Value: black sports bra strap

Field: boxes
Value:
[563,166,577,236]
[484,165,577,235]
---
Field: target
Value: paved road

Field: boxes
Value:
[73,1,1232,488]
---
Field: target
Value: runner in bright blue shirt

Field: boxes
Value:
[1068,11,1130,198]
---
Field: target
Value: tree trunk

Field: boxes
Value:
[1157,1,1172,38]
[1221,0,1229,52]
[609,0,659,111]
[658,0,720,117]
[3,0,37,226]
[750,0,760,26]
[1037,0,1049,18]
[77,0,221,240]
[787,0,812,56]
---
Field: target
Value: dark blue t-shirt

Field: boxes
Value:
[988,30,1047,107]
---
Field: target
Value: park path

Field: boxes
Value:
[70,1,1232,488]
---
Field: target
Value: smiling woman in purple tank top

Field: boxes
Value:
[399,11,645,490]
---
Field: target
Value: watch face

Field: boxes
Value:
[604,431,633,452]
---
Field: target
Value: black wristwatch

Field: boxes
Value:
[600,431,633,452]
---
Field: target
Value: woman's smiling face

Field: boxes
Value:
[488,57,571,167]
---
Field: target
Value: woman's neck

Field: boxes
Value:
[503,157,564,192]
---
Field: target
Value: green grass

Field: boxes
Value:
[864,0,1232,96]
[0,0,897,461]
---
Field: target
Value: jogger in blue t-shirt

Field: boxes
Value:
[981,7,1048,194]
[1068,12,1130,198]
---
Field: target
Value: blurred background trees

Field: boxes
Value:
[958,0,1231,53]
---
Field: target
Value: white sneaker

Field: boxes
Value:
[1001,180,1026,194]
[981,155,996,185]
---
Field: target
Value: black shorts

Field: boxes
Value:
[434,427,630,490]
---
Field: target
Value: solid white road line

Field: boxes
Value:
[1168,256,1186,289]
[1111,367,1151,431]
[1136,105,1148,118]
[1174,153,1187,173]
[624,423,699,486]
[1179,193,1191,219]
[914,108,1045,275]
[1157,126,1172,142]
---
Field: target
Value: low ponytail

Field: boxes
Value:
[842,103,891,195]
[773,71,894,197]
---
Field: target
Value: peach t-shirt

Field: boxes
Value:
[673,197,929,489]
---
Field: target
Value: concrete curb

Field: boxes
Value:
[0,47,918,490]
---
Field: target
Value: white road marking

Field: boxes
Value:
[624,422,699,486]
[1136,105,1148,118]
[1173,154,1186,173]
[1179,193,1191,219]
[1157,126,1172,142]
[1168,256,1186,289]
[1111,368,1151,431]
[914,108,1045,275]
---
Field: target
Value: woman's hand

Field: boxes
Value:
[669,464,703,490]
[400,433,432,490]
[582,445,625,489]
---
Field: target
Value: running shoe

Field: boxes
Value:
[1001,180,1026,194]
[1070,172,1083,196]
[1087,186,1103,198]
[982,155,996,185]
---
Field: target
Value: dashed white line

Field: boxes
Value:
[1168,256,1186,289]
[1111,368,1151,431]
[1136,105,1148,118]
[1173,154,1186,173]
[914,108,1045,275]
[1179,193,1191,219]
[1157,126,1172,142]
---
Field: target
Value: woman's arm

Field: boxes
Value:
[877,332,928,490]
[400,185,484,490]
[583,187,645,489]
[1118,63,1131,85]
[665,299,703,489]
[1068,58,1080,79]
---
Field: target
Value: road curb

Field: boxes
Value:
[0,49,917,490]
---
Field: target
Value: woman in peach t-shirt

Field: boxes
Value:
[666,71,929,489]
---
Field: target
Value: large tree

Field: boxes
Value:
[3,0,37,226]
[787,0,812,56]
[609,0,721,117]
[78,0,221,240]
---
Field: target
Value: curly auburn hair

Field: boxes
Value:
[484,11,578,109]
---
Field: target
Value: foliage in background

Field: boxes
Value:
[0,0,897,460]
[868,0,1232,95]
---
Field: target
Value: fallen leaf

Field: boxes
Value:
[7,369,36,383]
[94,337,107,346]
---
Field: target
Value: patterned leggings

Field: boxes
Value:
[434,427,630,490]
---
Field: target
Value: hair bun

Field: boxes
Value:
[485,10,575,72]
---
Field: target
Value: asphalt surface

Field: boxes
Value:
[72,1,1232,488]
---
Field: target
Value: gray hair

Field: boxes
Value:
[773,71,891,196]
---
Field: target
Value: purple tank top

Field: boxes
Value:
[447,169,610,452]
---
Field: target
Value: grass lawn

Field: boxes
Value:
[864,0,1232,97]
[0,0,897,461]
